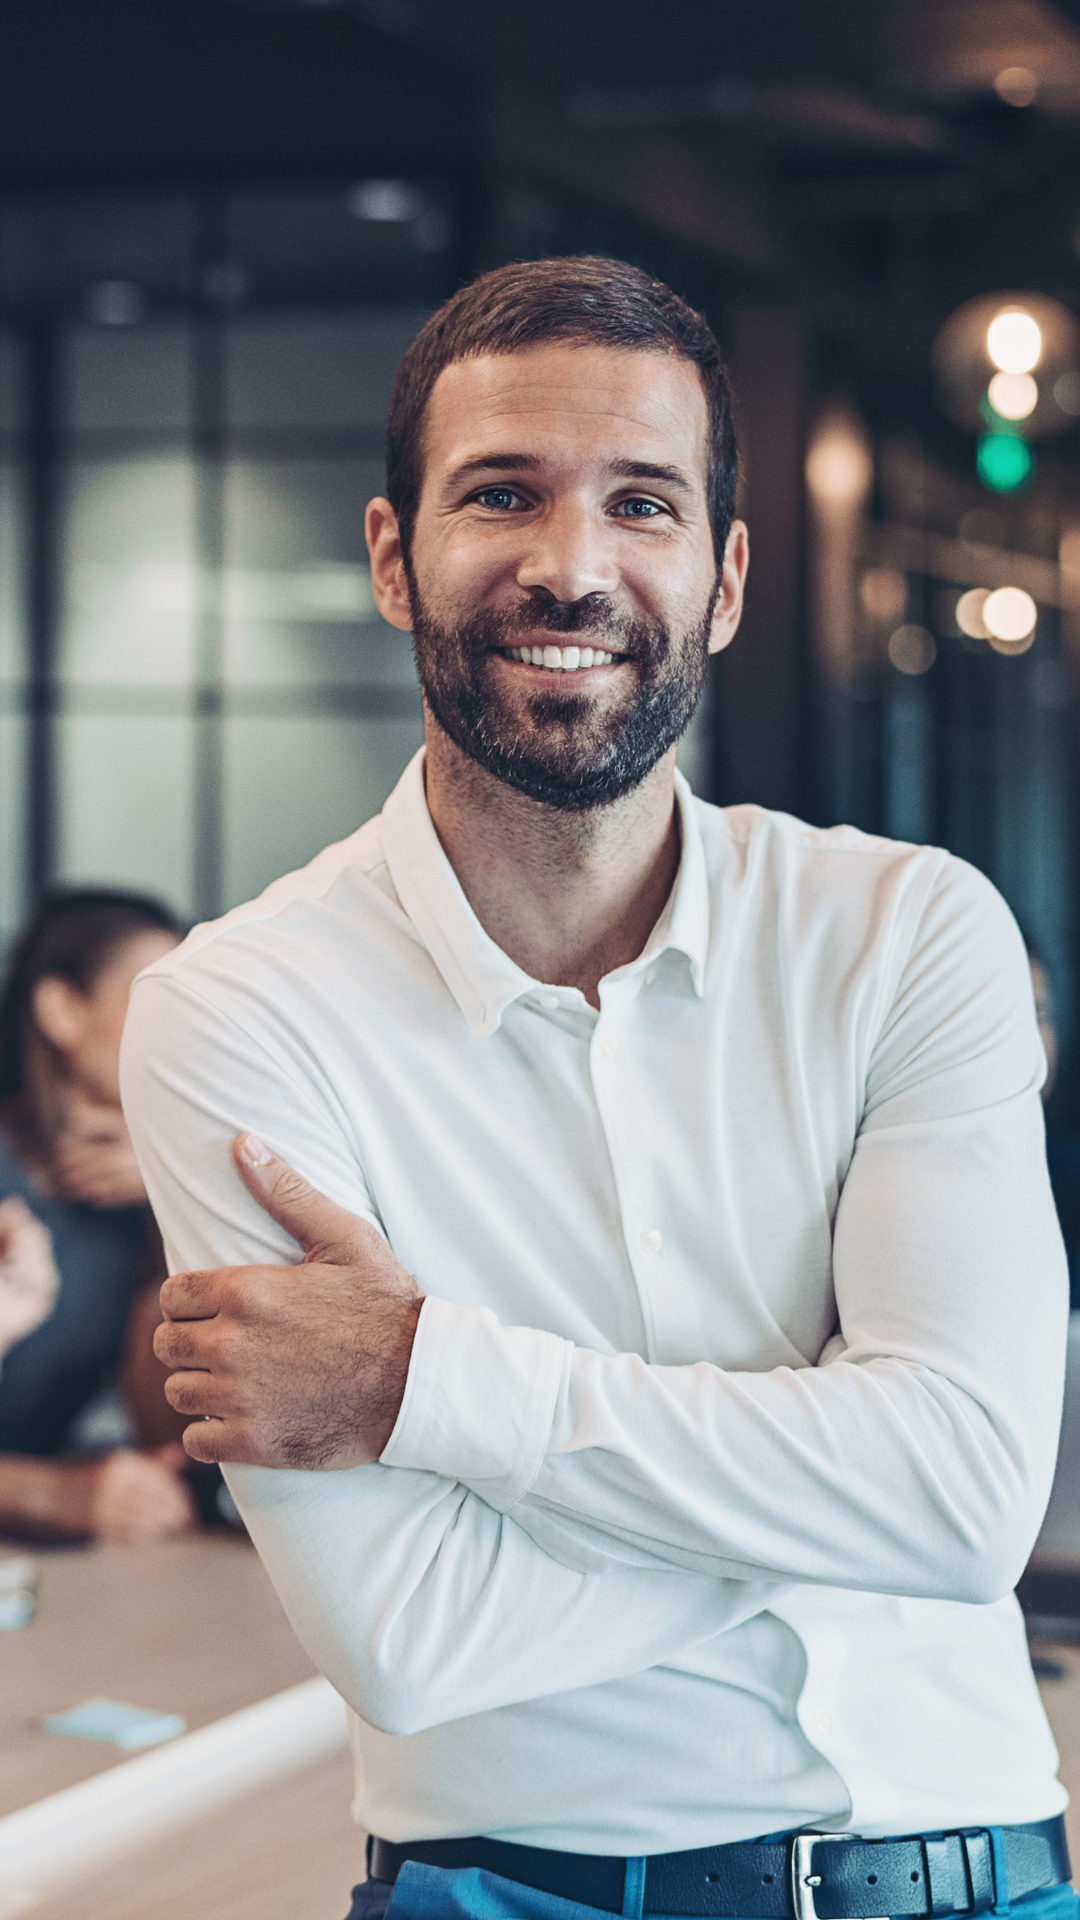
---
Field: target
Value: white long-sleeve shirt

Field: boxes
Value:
[120,751,1068,1852]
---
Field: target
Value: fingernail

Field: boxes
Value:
[242,1133,274,1167]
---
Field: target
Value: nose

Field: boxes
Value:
[514,498,620,605]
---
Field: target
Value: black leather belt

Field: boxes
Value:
[368,1817,1071,1919]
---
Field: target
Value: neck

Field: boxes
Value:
[423,722,681,1008]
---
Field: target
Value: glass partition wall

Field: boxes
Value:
[0,183,714,955]
[3,303,429,945]
[0,183,464,952]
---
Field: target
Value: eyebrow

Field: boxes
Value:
[446,453,696,494]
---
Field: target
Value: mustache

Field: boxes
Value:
[473,593,648,651]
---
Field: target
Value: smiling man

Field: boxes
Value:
[120,259,1072,1920]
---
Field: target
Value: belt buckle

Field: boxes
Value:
[791,1834,890,1920]
[791,1835,825,1920]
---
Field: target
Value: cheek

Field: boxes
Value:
[622,542,715,616]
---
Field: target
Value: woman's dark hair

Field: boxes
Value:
[385,255,738,567]
[0,887,184,1098]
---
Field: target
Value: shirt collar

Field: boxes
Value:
[380,749,709,1038]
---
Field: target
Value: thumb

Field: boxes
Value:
[232,1133,365,1262]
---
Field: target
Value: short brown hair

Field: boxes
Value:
[385,255,737,566]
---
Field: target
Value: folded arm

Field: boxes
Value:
[385,863,1068,1602]
[120,974,784,1736]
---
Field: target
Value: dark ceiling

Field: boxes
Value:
[4,0,1080,357]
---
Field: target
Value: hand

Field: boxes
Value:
[51,1091,148,1209]
[154,1135,424,1469]
[88,1445,197,1543]
[0,1196,60,1356]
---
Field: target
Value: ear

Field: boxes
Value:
[31,975,88,1053]
[707,520,749,657]
[366,497,415,634]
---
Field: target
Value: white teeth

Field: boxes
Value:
[507,643,619,670]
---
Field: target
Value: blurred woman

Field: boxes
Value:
[0,887,196,1543]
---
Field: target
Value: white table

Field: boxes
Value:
[0,1534,364,1918]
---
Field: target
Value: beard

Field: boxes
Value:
[409,578,719,812]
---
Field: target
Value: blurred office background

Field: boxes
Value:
[11,7,1080,1912]
[2,0,1080,1025]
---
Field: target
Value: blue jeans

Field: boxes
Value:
[343,1862,1080,1920]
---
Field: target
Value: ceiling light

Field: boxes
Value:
[888,625,936,675]
[955,589,991,639]
[982,586,1037,643]
[346,179,423,223]
[987,371,1038,419]
[987,310,1042,374]
[934,292,1079,444]
[994,67,1038,108]
[976,433,1033,491]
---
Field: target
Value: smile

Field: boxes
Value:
[498,645,620,671]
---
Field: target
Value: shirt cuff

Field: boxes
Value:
[380,1295,571,1511]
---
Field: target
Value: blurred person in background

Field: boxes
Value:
[0,1192,59,1359]
[0,888,196,1543]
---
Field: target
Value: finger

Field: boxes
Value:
[154,1318,214,1367]
[160,1269,224,1321]
[231,1134,367,1262]
[181,1416,232,1464]
[164,1369,224,1418]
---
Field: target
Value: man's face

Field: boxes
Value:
[370,343,746,810]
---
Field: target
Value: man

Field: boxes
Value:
[121,257,1072,1920]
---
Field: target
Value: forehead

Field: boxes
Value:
[422,343,710,481]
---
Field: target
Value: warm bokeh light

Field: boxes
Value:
[859,567,907,622]
[993,66,1038,107]
[987,310,1042,374]
[955,588,991,639]
[983,585,1037,643]
[805,422,873,506]
[987,370,1038,420]
[888,625,936,675]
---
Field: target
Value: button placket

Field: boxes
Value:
[589,1001,668,1357]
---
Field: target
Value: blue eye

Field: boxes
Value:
[619,498,662,518]
[475,487,520,511]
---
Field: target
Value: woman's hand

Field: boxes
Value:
[87,1445,197,1543]
[0,1195,60,1356]
[0,1445,198,1544]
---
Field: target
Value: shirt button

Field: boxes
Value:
[538,993,559,1010]
[645,968,656,986]
[599,1034,618,1059]
[639,1228,663,1254]
[813,1712,830,1735]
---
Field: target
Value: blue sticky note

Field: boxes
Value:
[43,1698,186,1749]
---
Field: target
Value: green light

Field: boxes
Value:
[976,433,1034,492]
